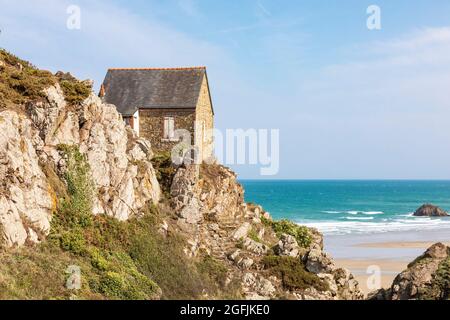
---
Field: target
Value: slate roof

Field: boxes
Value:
[101,67,210,116]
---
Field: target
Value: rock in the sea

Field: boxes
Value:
[413,204,448,217]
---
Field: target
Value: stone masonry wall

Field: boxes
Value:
[195,76,214,162]
[139,108,195,153]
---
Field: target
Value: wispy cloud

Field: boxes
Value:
[256,0,271,18]
[285,26,450,178]
[0,0,237,86]
[177,0,201,18]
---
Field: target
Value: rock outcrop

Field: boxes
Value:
[413,204,448,217]
[168,163,364,300]
[0,111,53,246]
[370,243,450,300]
[1,83,160,247]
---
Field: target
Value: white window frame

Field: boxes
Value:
[163,116,176,141]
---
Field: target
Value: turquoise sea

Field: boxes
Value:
[241,180,450,236]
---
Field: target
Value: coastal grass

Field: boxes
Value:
[0,145,234,300]
[0,49,56,108]
[0,49,90,109]
[57,73,91,104]
[262,255,328,292]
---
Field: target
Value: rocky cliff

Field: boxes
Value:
[0,49,363,300]
[0,76,160,247]
[370,243,450,300]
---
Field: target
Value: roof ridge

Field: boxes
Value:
[108,66,206,71]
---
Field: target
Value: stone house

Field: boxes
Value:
[100,67,214,162]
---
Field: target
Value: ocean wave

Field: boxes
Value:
[322,211,342,214]
[398,212,414,217]
[346,211,384,215]
[345,217,374,220]
[299,217,450,235]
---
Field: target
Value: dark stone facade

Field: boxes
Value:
[139,108,196,153]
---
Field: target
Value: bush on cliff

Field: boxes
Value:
[262,255,328,292]
[262,218,312,248]
[0,49,90,109]
[57,72,91,104]
[151,151,176,196]
[0,49,56,108]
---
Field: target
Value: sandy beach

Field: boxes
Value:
[336,258,407,294]
[355,241,450,249]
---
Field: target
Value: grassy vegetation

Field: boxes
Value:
[151,151,177,197]
[57,73,91,105]
[248,228,264,244]
[0,145,237,300]
[0,49,56,108]
[262,255,328,292]
[0,49,90,109]
[262,217,312,248]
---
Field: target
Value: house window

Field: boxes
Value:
[163,117,175,140]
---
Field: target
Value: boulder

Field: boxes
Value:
[413,204,448,217]
[274,234,301,258]
[305,247,336,274]
[232,222,251,240]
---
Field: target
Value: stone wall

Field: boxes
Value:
[195,76,215,162]
[139,108,195,153]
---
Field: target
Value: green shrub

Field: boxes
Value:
[55,145,94,228]
[0,49,90,109]
[59,79,91,105]
[0,49,57,108]
[248,228,262,243]
[99,272,125,299]
[59,229,87,255]
[262,255,328,292]
[265,219,311,248]
[89,248,110,271]
[151,152,176,196]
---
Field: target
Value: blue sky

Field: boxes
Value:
[1,0,450,179]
